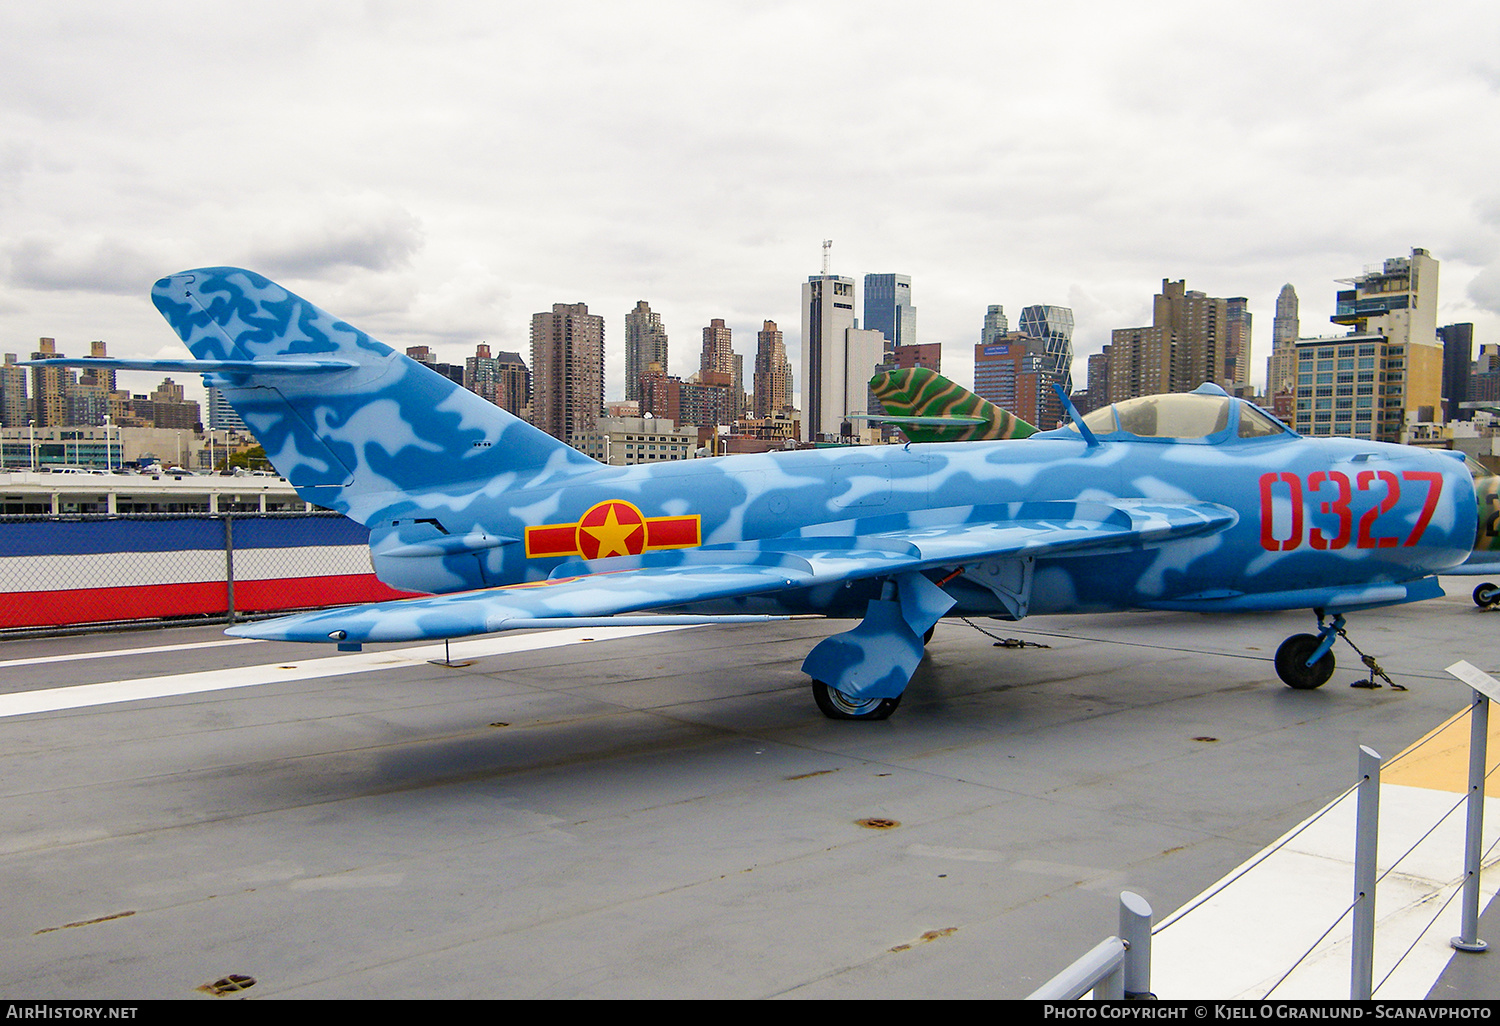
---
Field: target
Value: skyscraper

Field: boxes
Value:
[1225,297,1251,395]
[753,320,793,419]
[973,333,1061,430]
[1110,281,1230,399]
[981,305,1009,346]
[207,388,247,431]
[531,303,604,443]
[1438,322,1474,422]
[1331,248,1439,346]
[863,274,916,350]
[625,301,668,402]
[0,354,28,429]
[1266,284,1300,396]
[801,272,857,441]
[30,338,68,427]
[465,343,530,418]
[1273,284,1300,346]
[1292,249,1443,441]
[1018,305,1076,396]
[700,318,733,377]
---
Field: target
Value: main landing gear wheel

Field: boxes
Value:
[812,680,902,721]
[1473,583,1500,608]
[1275,634,1336,690]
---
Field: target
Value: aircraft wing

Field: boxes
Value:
[230,499,1236,644]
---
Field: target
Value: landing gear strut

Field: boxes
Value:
[1274,612,1404,691]
[804,572,955,721]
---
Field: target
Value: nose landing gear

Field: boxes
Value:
[1274,612,1404,691]
[1275,633,1335,690]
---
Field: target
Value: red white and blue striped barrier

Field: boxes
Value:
[0,515,415,629]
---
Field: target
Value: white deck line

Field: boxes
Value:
[0,625,690,718]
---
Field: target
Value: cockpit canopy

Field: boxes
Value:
[1062,386,1290,443]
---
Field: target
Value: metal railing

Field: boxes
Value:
[1027,892,1154,1000]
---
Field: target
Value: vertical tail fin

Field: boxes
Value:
[870,366,1037,442]
[152,268,598,523]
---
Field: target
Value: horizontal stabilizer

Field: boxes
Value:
[846,413,988,427]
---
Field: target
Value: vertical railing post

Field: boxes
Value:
[1352,745,1381,1000]
[1120,891,1154,999]
[1444,660,1498,954]
[223,512,236,624]
[1453,688,1490,952]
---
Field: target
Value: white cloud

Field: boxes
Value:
[0,0,1495,396]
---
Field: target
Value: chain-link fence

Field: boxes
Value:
[0,511,410,634]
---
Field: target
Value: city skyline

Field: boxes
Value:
[1,4,1496,407]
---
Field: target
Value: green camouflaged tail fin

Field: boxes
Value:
[870,366,1037,442]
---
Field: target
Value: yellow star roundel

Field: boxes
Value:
[579,501,643,558]
[524,500,701,559]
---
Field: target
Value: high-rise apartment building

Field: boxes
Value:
[699,319,739,419]
[206,388,248,431]
[1266,284,1300,396]
[700,319,733,377]
[1292,249,1443,441]
[863,274,916,350]
[0,355,28,429]
[465,343,530,418]
[30,338,68,427]
[1086,349,1111,414]
[624,301,668,403]
[1160,281,1228,391]
[752,320,793,419]
[974,333,1061,430]
[140,378,201,430]
[1109,281,1230,400]
[1331,248,1439,345]
[531,302,605,443]
[1018,305,1076,396]
[1225,297,1252,395]
[64,340,112,427]
[639,368,733,429]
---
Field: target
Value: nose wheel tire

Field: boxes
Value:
[1473,583,1500,608]
[812,680,903,720]
[1275,633,1336,690]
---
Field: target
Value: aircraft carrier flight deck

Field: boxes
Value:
[0,585,1496,1000]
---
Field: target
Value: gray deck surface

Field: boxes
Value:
[0,582,1494,1000]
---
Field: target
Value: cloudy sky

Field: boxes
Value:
[2,1,1497,405]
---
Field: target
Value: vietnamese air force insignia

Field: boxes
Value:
[524,500,701,559]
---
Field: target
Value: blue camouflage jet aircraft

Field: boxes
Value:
[30,268,1500,719]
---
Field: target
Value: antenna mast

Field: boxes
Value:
[821,239,832,276]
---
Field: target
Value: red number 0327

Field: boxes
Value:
[1258,470,1443,552]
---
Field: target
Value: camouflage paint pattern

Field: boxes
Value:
[870,365,1036,442]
